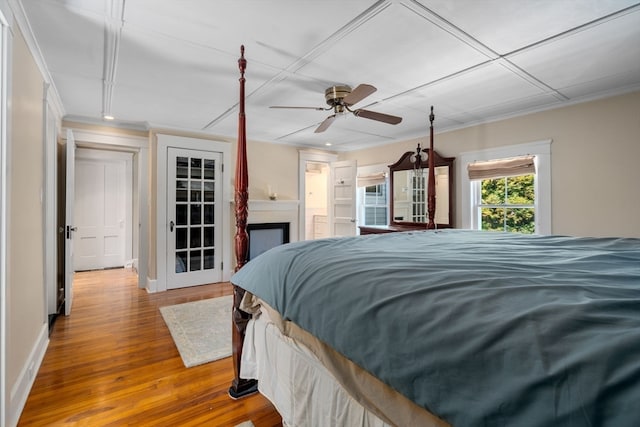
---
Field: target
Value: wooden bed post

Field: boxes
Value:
[229,45,258,399]
[426,106,436,230]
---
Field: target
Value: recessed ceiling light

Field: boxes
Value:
[103,115,115,121]
[325,142,332,146]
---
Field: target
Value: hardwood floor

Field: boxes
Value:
[18,268,282,426]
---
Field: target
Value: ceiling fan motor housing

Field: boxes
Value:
[325,85,352,106]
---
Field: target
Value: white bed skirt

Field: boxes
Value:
[241,315,392,427]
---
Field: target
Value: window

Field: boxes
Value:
[410,174,426,222]
[478,174,535,233]
[362,184,387,226]
[356,164,389,228]
[459,140,551,234]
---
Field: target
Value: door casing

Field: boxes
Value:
[153,134,231,293]
[298,150,337,241]
[166,147,223,289]
[64,129,76,315]
[74,148,133,271]
[298,151,357,240]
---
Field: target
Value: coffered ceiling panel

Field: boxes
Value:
[396,62,560,121]
[18,0,640,151]
[294,2,492,99]
[422,0,640,54]
[508,9,640,97]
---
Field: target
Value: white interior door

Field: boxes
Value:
[74,156,127,270]
[331,160,357,237]
[167,148,223,289]
[64,129,76,315]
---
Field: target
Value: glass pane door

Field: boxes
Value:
[168,148,222,288]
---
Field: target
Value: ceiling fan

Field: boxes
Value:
[270,84,402,133]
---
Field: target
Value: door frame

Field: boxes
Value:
[154,134,231,292]
[74,148,134,271]
[165,147,223,289]
[64,128,149,288]
[64,129,76,315]
[0,9,8,425]
[44,88,60,317]
[298,150,337,241]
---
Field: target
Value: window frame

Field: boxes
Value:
[459,140,552,234]
[361,183,388,226]
[477,174,536,233]
[356,163,389,228]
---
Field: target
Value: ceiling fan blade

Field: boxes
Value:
[343,84,376,106]
[314,115,337,133]
[354,109,402,125]
[270,105,326,110]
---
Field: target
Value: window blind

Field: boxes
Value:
[357,172,386,187]
[467,155,535,180]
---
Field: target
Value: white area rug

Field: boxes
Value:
[160,295,233,368]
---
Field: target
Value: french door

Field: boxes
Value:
[167,148,222,288]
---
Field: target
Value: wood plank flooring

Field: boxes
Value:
[18,268,282,426]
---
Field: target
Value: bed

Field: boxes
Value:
[228,47,640,426]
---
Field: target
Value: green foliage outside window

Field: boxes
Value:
[480,175,535,234]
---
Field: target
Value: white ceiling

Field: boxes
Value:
[19,0,640,151]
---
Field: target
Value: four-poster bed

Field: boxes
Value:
[229,45,258,399]
[229,47,640,426]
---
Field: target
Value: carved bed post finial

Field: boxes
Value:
[427,106,436,230]
[229,45,258,399]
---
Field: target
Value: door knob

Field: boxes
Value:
[170,220,175,232]
[66,225,77,238]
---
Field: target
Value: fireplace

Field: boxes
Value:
[247,222,290,260]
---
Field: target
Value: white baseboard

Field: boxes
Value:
[146,277,157,293]
[8,323,48,427]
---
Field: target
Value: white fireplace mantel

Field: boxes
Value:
[230,199,300,242]
[247,199,299,212]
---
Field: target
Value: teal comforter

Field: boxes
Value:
[231,230,640,426]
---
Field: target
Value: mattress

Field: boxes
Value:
[232,230,640,426]
[240,297,448,426]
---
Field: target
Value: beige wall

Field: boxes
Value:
[242,138,299,200]
[340,91,640,238]
[7,24,46,397]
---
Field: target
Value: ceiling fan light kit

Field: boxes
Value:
[270,83,403,133]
